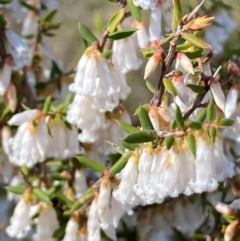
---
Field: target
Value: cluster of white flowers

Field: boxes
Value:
[87,173,133,241]
[7,109,81,167]
[138,196,205,241]
[114,105,235,205]
[66,45,132,150]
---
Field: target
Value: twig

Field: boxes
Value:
[20,170,33,188]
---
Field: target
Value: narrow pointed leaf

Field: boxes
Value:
[78,23,98,45]
[116,120,139,133]
[109,152,132,177]
[69,188,94,213]
[122,141,139,151]
[170,119,177,130]
[187,133,196,158]
[53,225,66,239]
[4,185,26,195]
[134,104,150,116]
[123,131,156,144]
[139,107,154,130]
[207,99,215,122]
[164,135,175,150]
[182,33,211,49]
[175,105,185,129]
[163,78,177,96]
[146,81,156,93]
[0,0,12,4]
[33,187,51,203]
[187,84,206,94]
[107,8,125,33]
[219,118,234,126]
[43,96,51,113]
[76,156,106,173]
[196,108,207,123]
[209,126,217,143]
[127,0,141,22]
[172,0,182,32]
[108,28,137,40]
[43,9,58,22]
[189,121,202,130]
[55,191,74,208]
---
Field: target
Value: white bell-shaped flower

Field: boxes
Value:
[112,36,142,74]
[8,110,49,167]
[0,59,12,96]
[113,151,140,205]
[87,199,101,241]
[66,95,109,143]
[75,168,88,198]
[6,196,32,239]
[62,217,79,241]
[33,203,59,241]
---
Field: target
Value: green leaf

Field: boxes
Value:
[219,118,234,126]
[172,0,182,32]
[122,141,139,151]
[189,121,202,130]
[43,8,58,22]
[43,96,51,113]
[182,33,212,49]
[164,135,175,150]
[116,120,139,134]
[175,105,184,129]
[170,119,177,130]
[33,188,51,203]
[209,126,217,143]
[19,0,37,12]
[4,185,26,195]
[75,156,106,173]
[127,0,141,22]
[196,108,207,123]
[187,84,206,94]
[163,78,177,96]
[134,104,150,116]
[78,23,98,45]
[146,81,156,93]
[0,13,6,28]
[53,225,66,239]
[0,0,12,4]
[139,107,154,130]
[102,50,112,59]
[207,99,215,122]
[109,152,132,177]
[123,131,156,144]
[69,188,94,214]
[55,191,74,208]
[49,173,68,181]
[187,133,196,158]
[107,8,125,33]
[108,28,137,40]
[106,141,125,154]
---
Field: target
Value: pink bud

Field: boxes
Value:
[144,51,162,79]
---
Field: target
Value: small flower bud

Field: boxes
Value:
[144,50,162,79]
[186,16,214,31]
[227,62,239,76]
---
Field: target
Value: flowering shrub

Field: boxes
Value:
[0,0,240,241]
